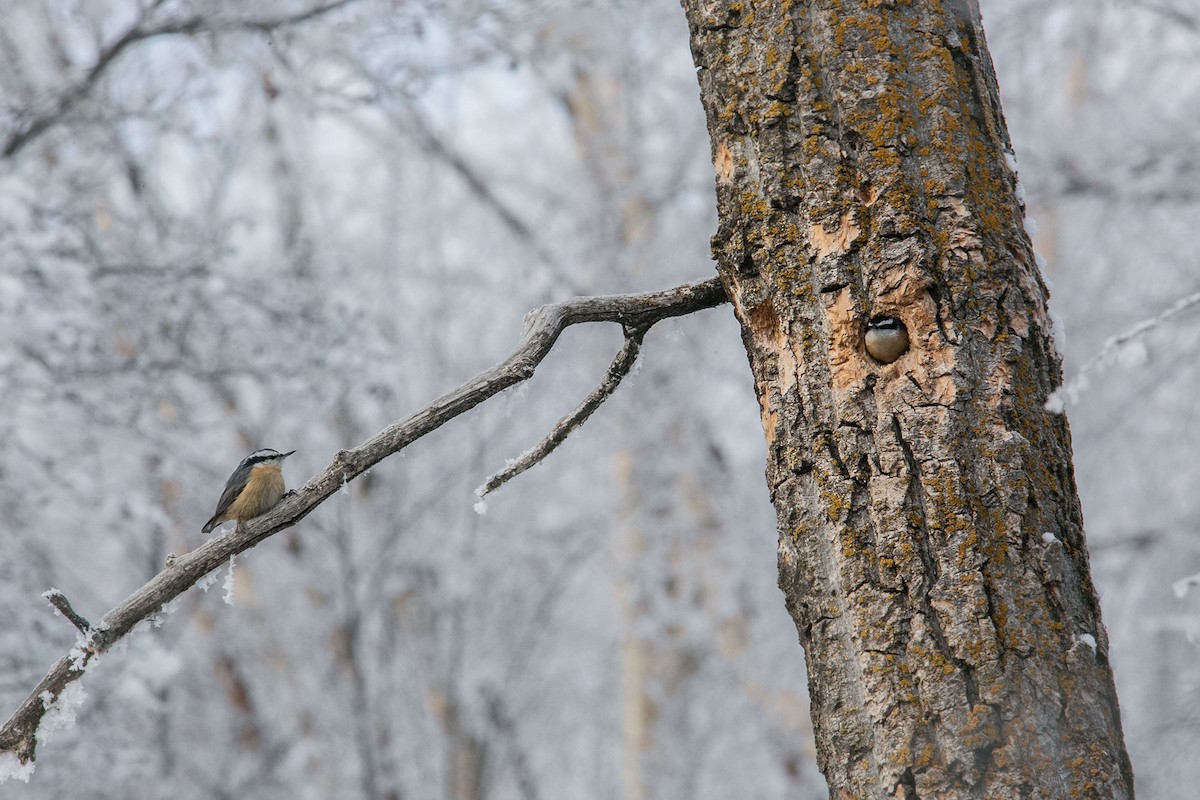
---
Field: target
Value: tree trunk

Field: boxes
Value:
[679,1,1135,797]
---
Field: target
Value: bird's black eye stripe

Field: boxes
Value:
[243,451,280,466]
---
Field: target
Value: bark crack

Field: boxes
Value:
[821,430,851,480]
[891,415,979,711]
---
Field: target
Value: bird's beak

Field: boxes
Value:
[281,450,296,458]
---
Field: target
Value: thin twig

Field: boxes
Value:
[1125,0,1200,33]
[3,0,361,158]
[477,325,647,499]
[400,105,560,268]
[1047,287,1200,412]
[483,688,542,800]
[41,590,91,635]
[0,276,727,769]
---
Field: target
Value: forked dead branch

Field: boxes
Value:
[0,276,728,772]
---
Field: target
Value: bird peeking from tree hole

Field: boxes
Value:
[865,316,910,364]
[202,448,295,534]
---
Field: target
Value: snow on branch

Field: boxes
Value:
[475,324,648,503]
[1047,288,1200,413]
[2,0,364,158]
[0,276,727,774]
[41,590,91,636]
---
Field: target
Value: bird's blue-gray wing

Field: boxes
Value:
[203,463,253,531]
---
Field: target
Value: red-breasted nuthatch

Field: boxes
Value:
[865,316,909,364]
[202,448,295,534]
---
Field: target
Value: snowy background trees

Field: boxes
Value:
[0,1,1197,797]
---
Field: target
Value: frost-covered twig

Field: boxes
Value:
[1047,288,1200,412]
[2,0,363,158]
[400,105,560,269]
[0,275,727,772]
[476,325,647,500]
[41,590,90,636]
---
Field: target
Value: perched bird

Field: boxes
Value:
[202,448,295,534]
[865,316,910,364]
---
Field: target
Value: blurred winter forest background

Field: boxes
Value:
[0,0,1198,797]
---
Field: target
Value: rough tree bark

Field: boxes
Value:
[679,1,1134,798]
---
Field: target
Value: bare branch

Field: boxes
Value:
[400,105,561,269]
[41,590,91,636]
[1047,287,1200,412]
[2,0,362,158]
[0,276,727,768]
[1126,0,1200,33]
[483,688,542,800]
[476,325,647,499]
